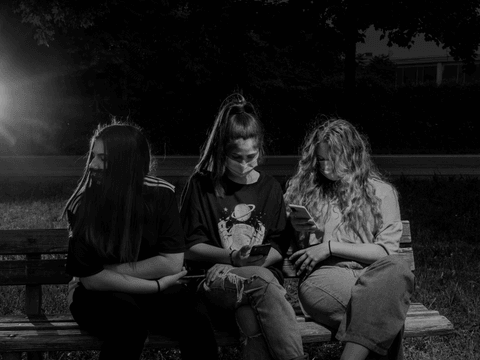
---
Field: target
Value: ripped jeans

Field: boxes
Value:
[198,266,305,360]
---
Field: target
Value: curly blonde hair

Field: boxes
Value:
[284,118,391,238]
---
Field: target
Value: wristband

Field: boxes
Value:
[328,241,333,257]
[229,249,236,266]
[155,279,161,293]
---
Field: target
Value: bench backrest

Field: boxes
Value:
[0,221,414,287]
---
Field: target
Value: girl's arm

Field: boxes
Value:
[103,252,184,280]
[328,241,388,263]
[185,242,231,264]
[80,267,187,293]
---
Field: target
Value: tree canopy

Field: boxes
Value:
[6,0,480,155]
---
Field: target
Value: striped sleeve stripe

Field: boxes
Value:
[144,175,175,192]
[68,190,84,214]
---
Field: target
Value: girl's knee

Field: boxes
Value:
[371,255,415,292]
[298,281,345,329]
[383,256,414,279]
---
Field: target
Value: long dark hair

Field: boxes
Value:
[183,93,264,199]
[63,120,152,263]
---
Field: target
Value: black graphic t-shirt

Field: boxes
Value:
[180,171,291,283]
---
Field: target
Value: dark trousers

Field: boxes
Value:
[70,284,219,360]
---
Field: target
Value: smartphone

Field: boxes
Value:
[289,204,314,220]
[183,269,206,279]
[250,243,271,256]
[182,274,206,279]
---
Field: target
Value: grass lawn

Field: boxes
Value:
[0,175,479,359]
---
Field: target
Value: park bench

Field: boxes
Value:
[0,220,454,360]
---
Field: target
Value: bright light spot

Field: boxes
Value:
[0,74,16,146]
[0,11,83,155]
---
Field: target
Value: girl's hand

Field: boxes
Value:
[206,263,234,285]
[289,243,330,277]
[231,245,266,267]
[158,267,188,290]
[290,212,320,233]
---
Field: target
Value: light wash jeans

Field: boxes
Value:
[299,255,414,359]
[198,266,307,360]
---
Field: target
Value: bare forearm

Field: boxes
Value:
[105,254,183,279]
[329,241,389,264]
[81,269,159,293]
[185,243,231,264]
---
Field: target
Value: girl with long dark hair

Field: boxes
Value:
[64,121,218,360]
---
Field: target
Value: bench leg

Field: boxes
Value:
[2,352,22,360]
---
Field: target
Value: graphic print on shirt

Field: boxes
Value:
[218,203,265,250]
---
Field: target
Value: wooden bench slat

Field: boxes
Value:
[293,303,438,318]
[0,229,69,255]
[0,314,74,324]
[401,221,411,243]
[0,260,70,285]
[0,329,241,352]
[404,316,455,337]
[0,221,412,256]
[0,303,454,352]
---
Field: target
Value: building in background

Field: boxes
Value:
[357,27,480,85]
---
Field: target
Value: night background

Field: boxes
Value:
[1,2,480,359]
[1,0,480,157]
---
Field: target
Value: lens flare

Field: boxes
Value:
[0,9,82,155]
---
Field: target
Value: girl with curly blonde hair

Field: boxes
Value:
[285,119,414,360]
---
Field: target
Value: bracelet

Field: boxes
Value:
[155,279,161,293]
[229,249,236,266]
[328,241,332,257]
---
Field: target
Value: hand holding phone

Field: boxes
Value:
[289,204,314,220]
[289,204,319,233]
[249,243,271,256]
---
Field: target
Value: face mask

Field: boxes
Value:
[319,160,340,181]
[226,155,258,181]
[89,169,105,186]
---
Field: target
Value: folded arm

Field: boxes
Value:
[80,267,187,293]
[103,252,184,279]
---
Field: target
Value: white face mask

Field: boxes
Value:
[319,160,340,181]
[226,155,259,182]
